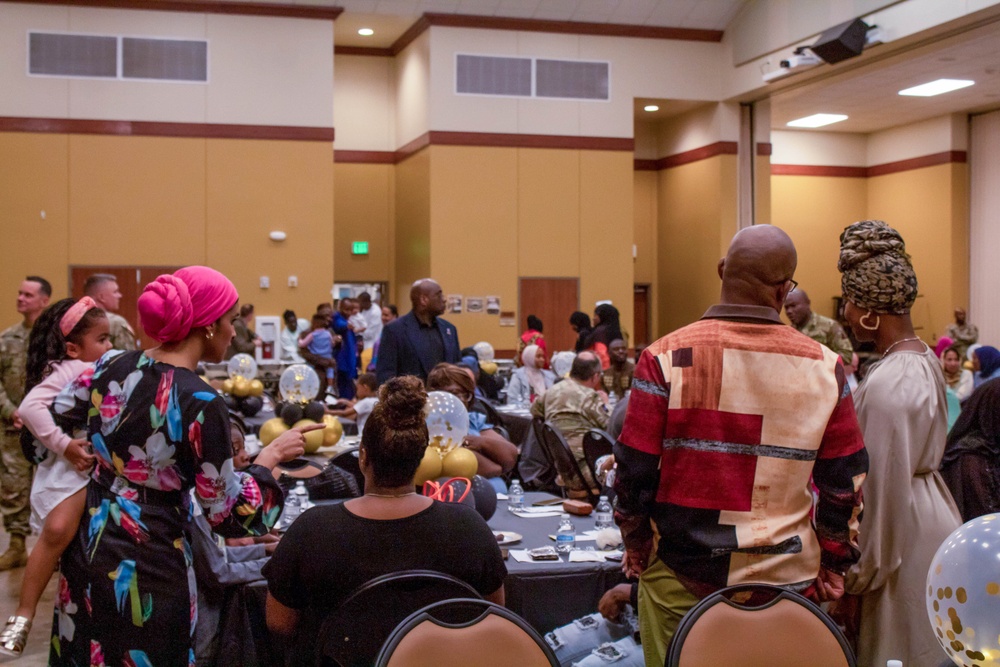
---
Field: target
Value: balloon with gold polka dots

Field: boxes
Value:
[927,513,1000,666]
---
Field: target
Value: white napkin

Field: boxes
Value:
[496,493,509,500]
[511,509,563,519]
[568,551,607,563]
[509,549,563,564]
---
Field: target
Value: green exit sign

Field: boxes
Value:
[352,241,369,255]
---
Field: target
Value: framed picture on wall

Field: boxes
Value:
[486,296,500,315]
[447,295,463,314]
[466,297,484,313]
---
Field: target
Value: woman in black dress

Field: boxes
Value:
[51,266,314,667]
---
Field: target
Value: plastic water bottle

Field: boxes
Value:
[595,495,613,529]
[280,486,301,529]
[556,514,576,553]
[294,480,312,511]
[508,479,524,512]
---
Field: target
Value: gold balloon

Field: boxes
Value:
[480,361,498,376]
[322,414,343,447]
[221,379,234,395]
[258,418,289,446]
[293,419,324,454]
[248,379,264,397]
[414,447,443,486]
[232,378,251,397]
[441,447,478,479]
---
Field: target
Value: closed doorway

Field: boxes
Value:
[518,278,579,355]
[633,284,651,349]
[70,266,181,349]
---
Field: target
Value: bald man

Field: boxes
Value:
[783,288,853,365]
[375,279,460,385]
[612,225,868,667]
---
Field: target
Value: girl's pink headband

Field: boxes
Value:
[60,296,98,337]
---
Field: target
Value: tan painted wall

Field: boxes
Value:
[656,155,738,336]
[0,133,334,327]
[633,170,658,329]
[334,163,394,285]
[393,151,431,308]
[867,163,969,341]
[771,175,868,321]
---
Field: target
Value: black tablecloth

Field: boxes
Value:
[215,493,624,666]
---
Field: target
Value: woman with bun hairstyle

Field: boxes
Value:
[264,376,507,662]
[50,267,318,667]
[829,221,961,667]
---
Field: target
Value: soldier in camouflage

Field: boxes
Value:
[84,273,136,351]
[784,288,854,366]
[0,276,50,569]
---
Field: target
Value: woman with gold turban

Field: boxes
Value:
[831,220,961,666]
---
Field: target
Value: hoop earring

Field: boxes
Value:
[205,329,215,341]
[859,311,880,331]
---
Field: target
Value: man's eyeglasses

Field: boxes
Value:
[787,279,799,293]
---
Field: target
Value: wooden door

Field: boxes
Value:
[633,284,651,349]
[518,278,579,355]
[70,266,181,349]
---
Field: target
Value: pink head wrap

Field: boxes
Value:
[934,336,954,359]
[60,296,98,337]
[137,266,238,343]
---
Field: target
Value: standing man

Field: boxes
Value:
[783,288,853,366]
[357,292,383,354]
[613,226,868,667]
[0,276,51,569]
[945,307,978,360]
[331,298,358,399]
[375,279,460,385]
[84,273,136,351]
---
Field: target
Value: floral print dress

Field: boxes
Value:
[50,351,284,667]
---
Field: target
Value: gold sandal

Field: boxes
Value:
[0,615,32,657]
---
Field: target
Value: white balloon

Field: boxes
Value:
[425,391,469,456]
[473,341,495,363]
[227,353,258,381]
[926,513,1000,666]
[551,351,577,379]
[278,364,321,404]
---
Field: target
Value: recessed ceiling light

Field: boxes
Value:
[787,113,848,128]
[898,79,975,96]
[644,105,659,112]
[358,28,374,36]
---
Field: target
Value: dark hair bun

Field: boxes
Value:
[378,376,426,428]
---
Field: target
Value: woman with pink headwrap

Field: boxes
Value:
[49,267,318,667]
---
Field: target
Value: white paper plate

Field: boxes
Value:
[493,531,523,546]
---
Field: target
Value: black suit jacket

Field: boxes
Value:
[375,312,461,385]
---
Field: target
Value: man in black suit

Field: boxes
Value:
[376,278,461,385]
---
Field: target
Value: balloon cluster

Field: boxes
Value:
[473,341,498,376]
[220,354,265,417]
[257,365,340,454]
[413,391,478,485]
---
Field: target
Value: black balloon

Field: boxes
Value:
[240,395,263,417]
[223,394,239,411]
[471,475,497,521]
[281,403,304,427]
[303,401,326,423]
[431,477,476,510]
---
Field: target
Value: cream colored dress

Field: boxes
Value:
[847,347,962,667]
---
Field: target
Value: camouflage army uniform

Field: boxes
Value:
[531,379,609,489]
[0,322,32,537]
[105,311,137,351]
[945,322,979,360]
[796,312,853,366]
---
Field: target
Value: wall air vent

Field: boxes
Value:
[29,32,117,78]
[122,38,207,82]
[535,59,609,100]
[456,54,532,97]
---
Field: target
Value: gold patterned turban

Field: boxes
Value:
[837,219,918,315]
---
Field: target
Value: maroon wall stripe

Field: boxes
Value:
[0,116,334,141]
[770,164,868,178]
[652,141,738,170]
[2,0,342,19]
[633,159,658,171]
[422,13,723,42]
[334,150,396,164]
[428,131,634,151]
[771,151,967,178]
[335,45,393,57]
[756,142,772,156]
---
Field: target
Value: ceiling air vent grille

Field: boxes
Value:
[456,54,532,97]
[535,59,609,100]
[29,32,117,78]
[122,38,207,81]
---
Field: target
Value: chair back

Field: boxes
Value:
[328,447,365,494]
[316,570,481,667]
[582,429,614,485]
[666,584,856,667]
[539,421,596,503]
[375,598,559,667]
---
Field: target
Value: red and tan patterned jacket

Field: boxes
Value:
[613,304,868,597]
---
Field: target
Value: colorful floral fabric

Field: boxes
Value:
[50,350,284,667]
